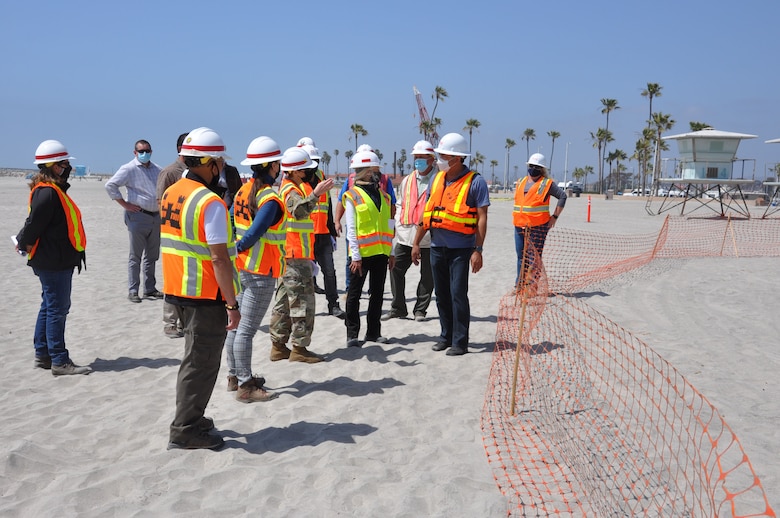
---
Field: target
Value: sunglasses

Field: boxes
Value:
[136,149,152,153]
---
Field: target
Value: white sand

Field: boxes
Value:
[1,178,776,515]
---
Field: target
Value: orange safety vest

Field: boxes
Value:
[160,178,239,300]
[342,186,393,258]
[310,169,330,234]
[233,181,286,277]
[422,170,478,234]
[513,176,553,227]
[398,172,429,225]
[279,178,315,260]
[28,182,86,259]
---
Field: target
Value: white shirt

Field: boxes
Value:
[105,157,162,212]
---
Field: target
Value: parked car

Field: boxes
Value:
[570,184,583,195]
[668,188,684,197]
[704,189,720,199]
[630,188,651,196]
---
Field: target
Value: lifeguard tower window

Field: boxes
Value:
[707,167,719,178]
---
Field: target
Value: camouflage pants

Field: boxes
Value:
[269,259,315,349]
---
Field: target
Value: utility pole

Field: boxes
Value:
[564,142,569,186]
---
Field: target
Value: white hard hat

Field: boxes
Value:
[301,144,322,161]
[240,136,282,166]
[34,139,75,165]
[411,140,435,156]
[356,144,374,153]
[280,146,315,171]
[349,150,381,169]
[527,153,547,168]
[179,127,231,159]
[297,137,315,147]
[434,133,470,157]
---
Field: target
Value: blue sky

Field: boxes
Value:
[3,1,779,185]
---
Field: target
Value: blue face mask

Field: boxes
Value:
[414,158,429,173]
[137,152,151,164]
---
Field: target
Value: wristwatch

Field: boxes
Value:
[551,214,558,219]
[473,245,483,253]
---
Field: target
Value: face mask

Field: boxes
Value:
[60,164,72,179]
[371,170,382,185]
[304,168,316,183]
[137,152,151,164]
[528,167,543,179]
[436,157,451,172]
[414,158,429,173]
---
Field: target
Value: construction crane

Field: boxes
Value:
[413,85,439,146]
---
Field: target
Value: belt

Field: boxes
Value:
[139,209,159,216]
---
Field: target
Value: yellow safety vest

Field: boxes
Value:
[343,186,393,258]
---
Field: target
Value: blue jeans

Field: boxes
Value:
[514,223,550,285]
[33,268,74,366]
[430,247,472,349]
[125,211,160,294]
[224,270,276,384]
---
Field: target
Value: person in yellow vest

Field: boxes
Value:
[382,140,435,322]
[160,127,240,450]
[223,136,286,403]
[411,133,490,356]
[269,147,334,363]
[300,142,345,319]
[343,150,395,347]
[512,153,566,288]
[15,140,91,376]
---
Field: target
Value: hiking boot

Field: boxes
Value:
[227,375,238,392]
[34,356,52,370]
[128,292,142,303]
[167,431,224,451]
[51,362,92,376]
[198,416,215,432]
[346,338,361,348]
[236,381,278,403]
[289,346,324,363]
[380,310,407,321]
[270,342,291,361]
[446,346,467,356]
[164,325,184,338]
[144,290,164,299]
[329,304,345,319]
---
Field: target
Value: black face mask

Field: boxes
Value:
[304,168,317,183]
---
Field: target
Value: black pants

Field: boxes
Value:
[313,234,339,309]
[345,254,388,340]
[389,244,433,316]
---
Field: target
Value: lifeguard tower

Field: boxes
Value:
[650,128,757,218]
[762,138,780,218]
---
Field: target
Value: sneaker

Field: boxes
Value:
[380,310,407,321]
[236,382,278,403]
[432,342,450,352]
[364,336,389,344]
[289,346,324,363]
[167,431,224,451]
[346,338,361,348]
[446,347,467,356]
[164,325,184,338]
[128,292,142,303]
[51,362,92,376]
[329,305,346,319]
[34,356,52,370]
[414,313,426,322]
[199,416,215,432]
[144,290,164,299]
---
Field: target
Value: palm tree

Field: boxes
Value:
[321,151,331,175]
[463,118,481,167]
[431,117,443,137]
[472,151,485,174]
[333,149,339,175]
[605,149,627,190]
[651,112,675,189]
[490,159,499,185]
[344,149,354,169]
[373,149,383,162]
[419,120,436,141]
[504,138,516,191]
[600,98,620,134]
[430,86,448,121]
[590,128,613,193]
[547,130,560,177]
[641,83,663,128]
[350,123,368,151]
[396,149,407,177]
[522,128,536,159]
[689,121,711,131]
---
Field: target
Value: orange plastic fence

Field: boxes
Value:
[483,216,778,517]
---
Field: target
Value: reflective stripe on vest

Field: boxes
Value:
[160,178,239,300]
[422,170,478,234]
[398,172,428,225]
[28,182,87,259]
[279,179,315,260]
[512,176,552,227]
[343,186,393,258]
[234,182,286,277]
[310,169,330,234]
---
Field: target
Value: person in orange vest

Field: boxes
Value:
[512,153,566,288]
[269,147,334,363]
[223,136,287,403]
[382,140,435,322]
[15,140,91,376]
[160,127,240,450]
[343,150,395,347]
[411,133,490,356]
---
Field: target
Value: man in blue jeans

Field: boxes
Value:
[411,133,489,356]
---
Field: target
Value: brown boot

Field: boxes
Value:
[227,375,238,392]
[236,382,278,403]
[289,346,324,363]
[270,342,291,361]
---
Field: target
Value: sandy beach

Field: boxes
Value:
[1,176,776,516]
